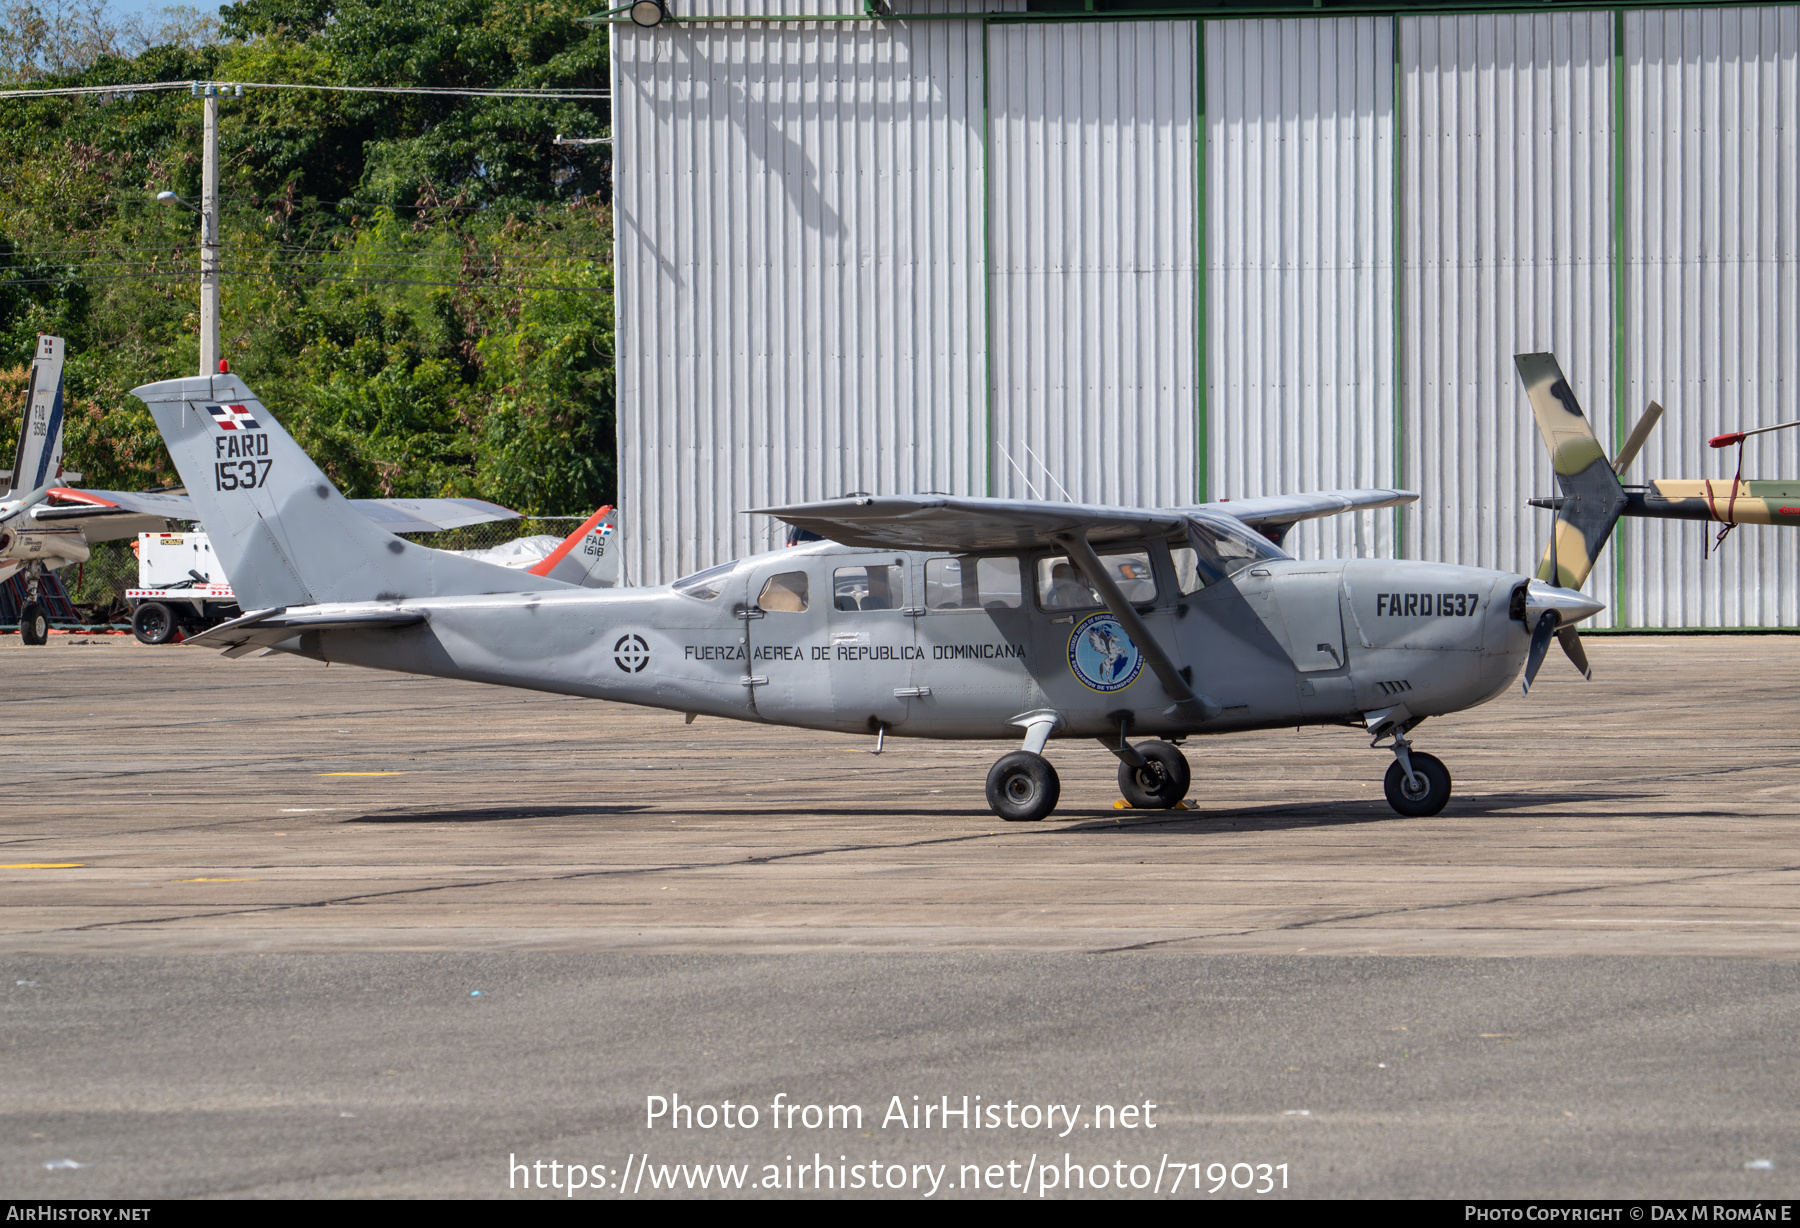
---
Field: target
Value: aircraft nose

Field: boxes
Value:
[1523,578,1605,627]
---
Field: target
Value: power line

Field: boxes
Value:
[0,268,607,292]
[0,80,609,101]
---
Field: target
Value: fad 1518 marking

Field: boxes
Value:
[213,432,273,491]
[1377,592,1481,618]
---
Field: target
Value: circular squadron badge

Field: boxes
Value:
[1067,612,1144,693]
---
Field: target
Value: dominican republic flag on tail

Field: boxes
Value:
[206,403,261,431]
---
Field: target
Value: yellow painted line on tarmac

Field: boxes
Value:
[317,772,406,777]
[0,863,85,869]
[175,877,260,883]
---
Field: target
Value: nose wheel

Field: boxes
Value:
[1380,728,1452,817]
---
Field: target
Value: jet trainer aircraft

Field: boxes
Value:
[134,371,1604,822]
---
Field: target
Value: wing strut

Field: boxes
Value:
[1050,529,1222,722]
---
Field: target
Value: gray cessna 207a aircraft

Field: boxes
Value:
[135,372,1604,822]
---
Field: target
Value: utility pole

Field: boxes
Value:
[196,81,221,377]
[158,83,242,375]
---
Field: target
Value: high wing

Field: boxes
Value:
[749,495,1188,552]
[752,489,1417,553]
[1191,488,1417,546]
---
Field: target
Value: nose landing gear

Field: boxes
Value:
[1375,721,1452,817]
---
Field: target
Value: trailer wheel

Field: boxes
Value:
[132,601,177,645]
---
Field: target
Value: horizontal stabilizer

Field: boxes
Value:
[348,498,521,535]
[187,604,425,654]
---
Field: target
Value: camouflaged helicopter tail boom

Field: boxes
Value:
[1515,353,1627,589]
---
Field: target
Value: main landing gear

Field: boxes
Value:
[982,713,1193,822]
[1378,723,1452,817]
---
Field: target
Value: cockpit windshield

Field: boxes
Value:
[670,560,737,601]
[1179,511,1288,587]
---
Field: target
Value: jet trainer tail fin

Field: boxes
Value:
[1515,353,1627,589]
[528,505,619,587]
[7,335,66,497]
[130,375,569,609]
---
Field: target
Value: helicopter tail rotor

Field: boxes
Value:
[1515,353,1630,693]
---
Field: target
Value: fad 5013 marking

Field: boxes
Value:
[213,432,273,491]
[1377,592,1481,618]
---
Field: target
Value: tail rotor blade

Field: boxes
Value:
[1556,623,1591,680]
[1521,612,1558,696]
[1612,400,1665,475]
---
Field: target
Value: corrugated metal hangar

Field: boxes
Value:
[611,1,1798,628]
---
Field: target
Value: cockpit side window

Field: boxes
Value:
[1181,513,1289,587]
[1034,549,1158,610]
[671,561,736,600]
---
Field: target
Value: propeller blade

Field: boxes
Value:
[1521,611,1558,696]
[1556,623,1591,680]
[1612,400,1664,474]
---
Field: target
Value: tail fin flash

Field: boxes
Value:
[7,335,66,496]
[131,375,570,608]
[1515,353,1627,589]
[528,506,620,587]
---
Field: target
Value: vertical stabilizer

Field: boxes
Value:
[7,335,66,496]
[1515,353,1627,589]
[528,505,620,587]
[130,374,571,608]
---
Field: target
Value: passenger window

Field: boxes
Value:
[833,564,905,612]
[1170,546,1205,595]
[756,571,808,612]
[1035,550,1158,610]
[925,556,1023,610]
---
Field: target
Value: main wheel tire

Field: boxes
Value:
[18,602,48,645]
[1383,752,1452,817]
[1116,741,1192,809]
[986,751,1061,822]
[131,601,176,646]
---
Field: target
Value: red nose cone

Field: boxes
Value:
[218,359,230,374]
[1710,432,1744,449]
